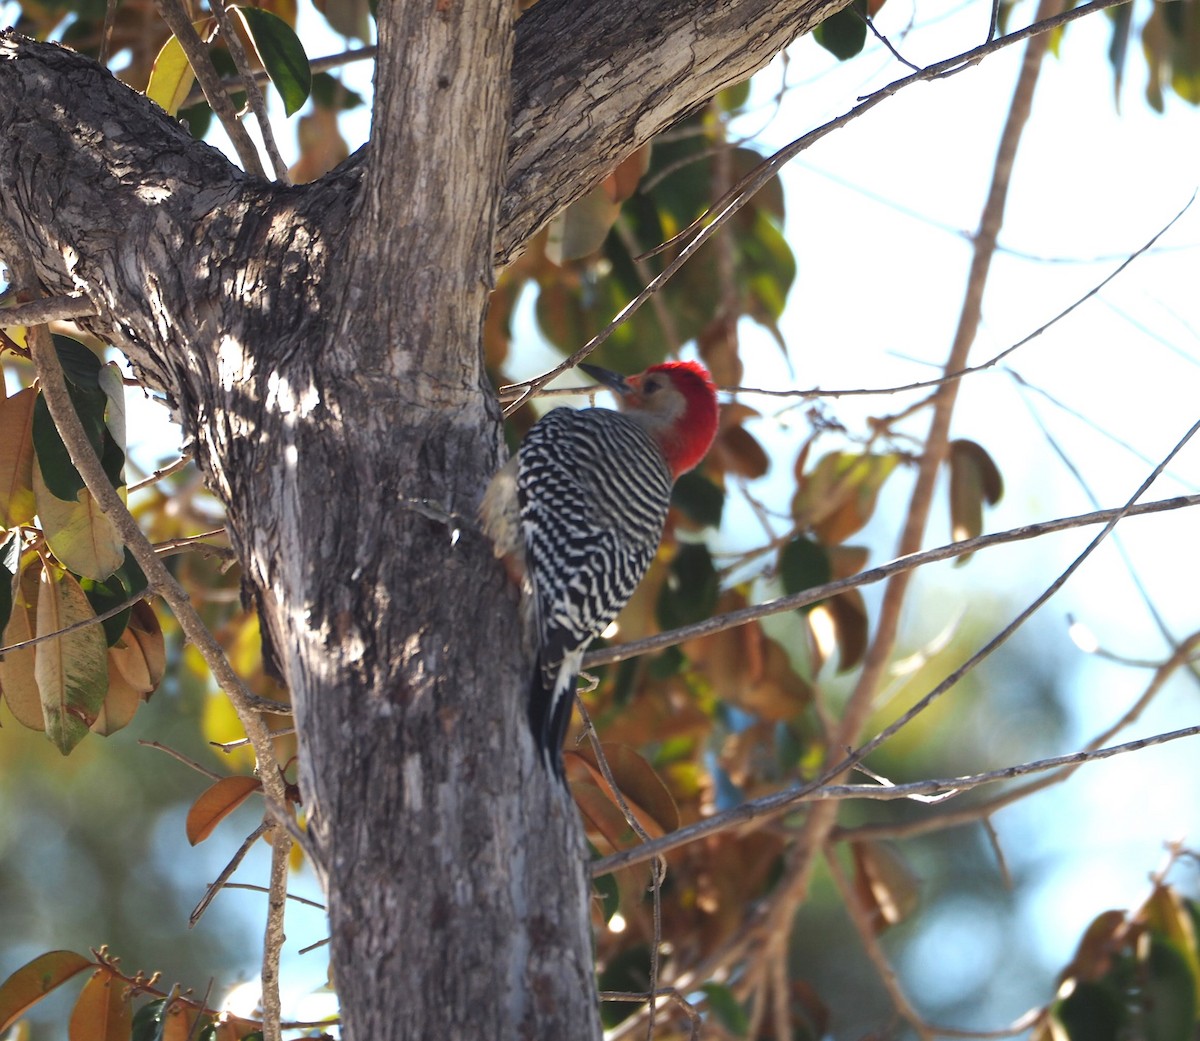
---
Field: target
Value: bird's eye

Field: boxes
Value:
[644,378,660,394]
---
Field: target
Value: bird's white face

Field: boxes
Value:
[619,371,688,432]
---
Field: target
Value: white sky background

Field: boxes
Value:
[3,0,1199,1031]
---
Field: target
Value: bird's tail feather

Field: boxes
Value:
[528,650,581,779]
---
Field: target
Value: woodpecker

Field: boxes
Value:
[481,360,720,777]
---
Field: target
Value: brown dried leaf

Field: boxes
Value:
[110,601,165,695]
[850,840,920,933]
[685,589,812,721]
[90,658,143,737]
[716,425,769,479]
[571,779,643,854]
[185,775,263,846]
[570,742,679,837]
[605,143,652,203]
[948,439,1004,554]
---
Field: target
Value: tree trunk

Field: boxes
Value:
[0,0,830,1035]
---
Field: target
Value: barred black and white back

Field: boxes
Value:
[517,406,672,774]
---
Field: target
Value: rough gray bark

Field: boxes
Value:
[0,0,831,1036]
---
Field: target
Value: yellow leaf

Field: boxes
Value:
[68,970,130,1041]
[33,458,124,581]
[1,559,43,730]
[145,23,213,117]
[35,568,110,755]
[0,387,37,527]
[186,775,263,845]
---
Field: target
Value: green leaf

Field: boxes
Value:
[233,7,312,116]
[0,530,18,634]
[1144,937,1196,1041]
[130,998,167,1041]
[780,536,833,602]
[702,982,750,1035]
[657,543,718,631]
[51,335,102,388]
[671,471,724,528]
[32,388,109,502]
[311,71,364,111]
[1053,980,1126,1041]
[813,0,868,60]
[79,572,132,646]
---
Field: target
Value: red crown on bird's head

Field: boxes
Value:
[641,360,719,477]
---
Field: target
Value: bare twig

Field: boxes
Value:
[128,454,195,492]
[152,0,266,178]
[825,847,932,1040]
[595,720,1200,876]
[138,738,224,780]
[221,882,325,910]
[182,45,377,108]
[0,591,147,655]
[190,821,270,927]
[582,493,1200,669]
[577,703,663,1041]
[834,630,1200,844]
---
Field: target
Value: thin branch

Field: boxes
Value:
[128,453,194,492]
[152,0,266,178]
[28,323,295,845]
[190,821,270,927]
[0,294,97,326]
[208,0,290,182]
[181,45,378,108]
[825,847,932,1041]
[577,703,663,1041]
[595,421,1200,877]
[261,826,290,1041]
[834,630,1200,844]
[221,882,325,910]
[582,493,1200,669]
[0,591,147,655]
[594,720,1200,876]
[138,738,224,780]
[498,0,1135,414]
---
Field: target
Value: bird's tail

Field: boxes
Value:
[528,649,582,779]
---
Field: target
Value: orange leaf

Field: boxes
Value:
[68,970,131,1041]
[186,775,263,845]
[571,780,642,853]
[568,742,679,838]
[0,951,93,1033]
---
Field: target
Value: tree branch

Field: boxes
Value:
[583,493,1200,668]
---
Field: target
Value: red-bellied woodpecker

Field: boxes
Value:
[481,360,720,776]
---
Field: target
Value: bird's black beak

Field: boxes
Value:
[579,363,633,397]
